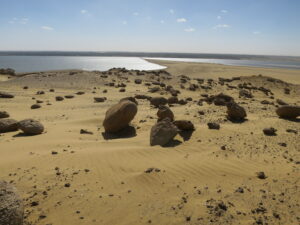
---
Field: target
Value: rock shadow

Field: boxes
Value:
[102,126,136,140]
[163,139,182,147]
[178,130,194,141]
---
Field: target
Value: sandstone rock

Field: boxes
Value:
[0,119,18,133]
[276,105,300,119]
[150,97,167,107]
[0,111,9,118]
[226,102,247,121]
[157,105,174,121]
[0,180,24,225]
[18,119,44,135]
[150,118,178,146]
[103,100,137,133]
[173,120,195,130]
[0,91,14,98]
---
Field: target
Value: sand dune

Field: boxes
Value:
[0,62,300,225]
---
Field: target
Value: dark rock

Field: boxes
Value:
[226,102,247,121]
[0,119,18,133]
[0,111,9,118]
[65,95,74,99]
[119,88,126,92]
[0,180,24,225]
[263,127,277,136]
[207,122,220,130]
[0,91,14,98]
[150,118,178,146]
[134,79,142,84]
[0,68,15,75]
[276,99,288,106]
[103,100,137,133]
[31,104,41,109]
[18,119,44,135]
[276,105,300,119]
[94,97,107,103]
[150,97,167,107]
[75,91,85,95]
[207,93,234,106]
[55,96,64,101]
[80,129,93,135]
[173,120,195,131]
[256,172,267,179]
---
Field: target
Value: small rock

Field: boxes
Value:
[256,172,267,179]
[157,105,174,121]
[55,96,64,101]
[263,127,277,136]
[31,104,41,109]
[207,122,220,130]
[0,111,9,118]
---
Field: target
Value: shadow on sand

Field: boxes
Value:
[178,130,194,141]
[102,126,137,140]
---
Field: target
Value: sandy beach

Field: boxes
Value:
[0,61,300,225]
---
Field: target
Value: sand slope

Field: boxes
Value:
[0,63,300,225]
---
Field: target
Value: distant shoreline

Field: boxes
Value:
[1,51,300,61]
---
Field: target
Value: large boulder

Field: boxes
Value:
[150,97,167,107]
[0,91,14,98]
[157,105,174,121]
[173,120,195,131]
[150,118,178,146]
[0,111,10,118]
[276,105,300,119]
[103,100,137,133]
[0,180,24,225]
[226,102,247,121]
[18,119,44,135]
[0,119,18,133]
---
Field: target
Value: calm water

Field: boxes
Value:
[1,55,300,73]
[146,57,300,70]
[0,56,166,73]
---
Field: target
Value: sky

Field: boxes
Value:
[0,0,300,56]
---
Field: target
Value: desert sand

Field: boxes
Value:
[0,61,299,225]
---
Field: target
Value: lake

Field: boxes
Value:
[1,55,300,73]
[0,56,166,73]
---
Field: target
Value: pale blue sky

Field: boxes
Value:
[1,0,300,56]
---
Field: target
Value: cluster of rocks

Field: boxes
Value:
[0,115,44,135]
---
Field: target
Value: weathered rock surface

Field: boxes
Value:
[150,118,178,146]
[18,119,44,135]
[226,102,247,121]
[276,105,300,119]
[0,111,9,118]
[0,180,24,225]
[157,105,174,121]
[103,100,137,133]
[0,119,18,133]
[173,120,195,131]
[150,97,167,107]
